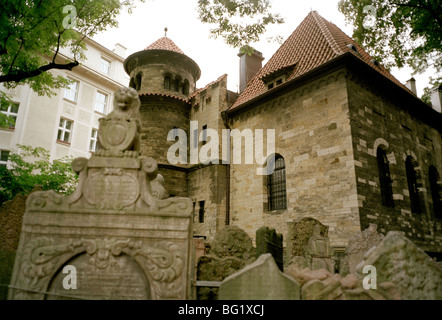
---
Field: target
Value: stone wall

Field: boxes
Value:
[227,69,361,247]
[346,73,442,253]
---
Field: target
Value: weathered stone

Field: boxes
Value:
[195,225,255,300]
[305,224,334,272]
[356,231,442,300]
[218,254,301,300]
[287,218,329,259]
[8,89,194,300]
[211,225,254,260]
[341,223,384,276]
[256,226,284,271]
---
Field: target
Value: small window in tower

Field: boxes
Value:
[164,76,171,90]
[202,124,208,145]
[129,77,135,89]
[174,77,181,92]
[135,72,142,91]
[267,83,274,90]
[182,80,189,95]
[198,200,205,223]
[276,78,283,85]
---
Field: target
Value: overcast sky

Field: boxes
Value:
[93,0,433,97]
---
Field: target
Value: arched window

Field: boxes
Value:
[164,76,171,90]
[377,147,394,207]
[405,156,421,213]
[182,80,189,95]
[129,77,135,89]
[174,76,181,92]
[135,72,142,91]
[267,155,287,211]
[429,165,441,218]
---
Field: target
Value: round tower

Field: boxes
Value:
[123,36,201,197]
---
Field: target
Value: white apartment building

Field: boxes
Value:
[0,37,128,166]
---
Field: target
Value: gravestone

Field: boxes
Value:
[256,226,284,271]
[8,87,193,300]
[356,231,442,300]
[218,254,301,300]
[286,218,333,272]
[196,226,255,300]
[287,218,329,259]
[340,223,384,276]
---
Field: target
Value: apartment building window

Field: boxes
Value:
[99,57,111,75]
[90,129,98,152]
[0,150,9,168]
[268,154,287,211]
[94,91,108,114]
[0,102,19,128]
[377,147,394,207]
[405,156,421,214]
[64,79,79,102]
[57,118,73,143]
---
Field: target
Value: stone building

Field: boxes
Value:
[125,11,441,257]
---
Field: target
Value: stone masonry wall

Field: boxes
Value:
[346,74,442,253]
[228,69,361,247]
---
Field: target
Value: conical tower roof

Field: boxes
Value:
[145,37,185,55]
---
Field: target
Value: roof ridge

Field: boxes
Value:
[311,11,343,56]
[190,74,228,99]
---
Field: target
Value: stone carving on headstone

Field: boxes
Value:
[305,225,334,272]
[218,254,301,300]
[8,87,193,300]
[256,226,284,271]
[286,218,333,272]
[356,231,442,300]
[195,226,255,300]
[340,223,384,276]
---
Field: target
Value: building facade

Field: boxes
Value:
[126,11,442,258]
[0,37,128,165]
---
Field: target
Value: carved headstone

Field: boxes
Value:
[8,87,193,300]
[287,218,329,259]
[305,225,334,272]
[218,254,301,300]
[356,231,442,300]
[196,226,255,300]
[341,223,384,276]
[256,226,284,271]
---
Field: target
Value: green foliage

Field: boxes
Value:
[338,0,442,75]
[421,77,441,105]
[0,0,143,108]
[197,0,284,52]
[0,145,78,205]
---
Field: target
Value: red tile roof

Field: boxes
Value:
[229,11,414,111]
[145,37,185,55]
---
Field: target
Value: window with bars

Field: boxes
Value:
[267,155,287,211]
[90,129,98,151]
[377,147,394,207]
[405,156,421,214]
[94,91,108,114]
[57,118,73,143]
[0,150,9,168]
[64,79,78,102]
[0,102,19,128]
[99,57,111,75]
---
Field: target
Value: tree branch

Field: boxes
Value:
[0,61,79,83]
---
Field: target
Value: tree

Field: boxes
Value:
[338,0,442,95]
[197,0,284,53]
[0,145,78,205]
[0,0,143,126]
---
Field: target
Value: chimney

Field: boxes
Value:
[238,48,264,93]
[112,43,127,58]
[430,85,442,112]
[405,77,417,95]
